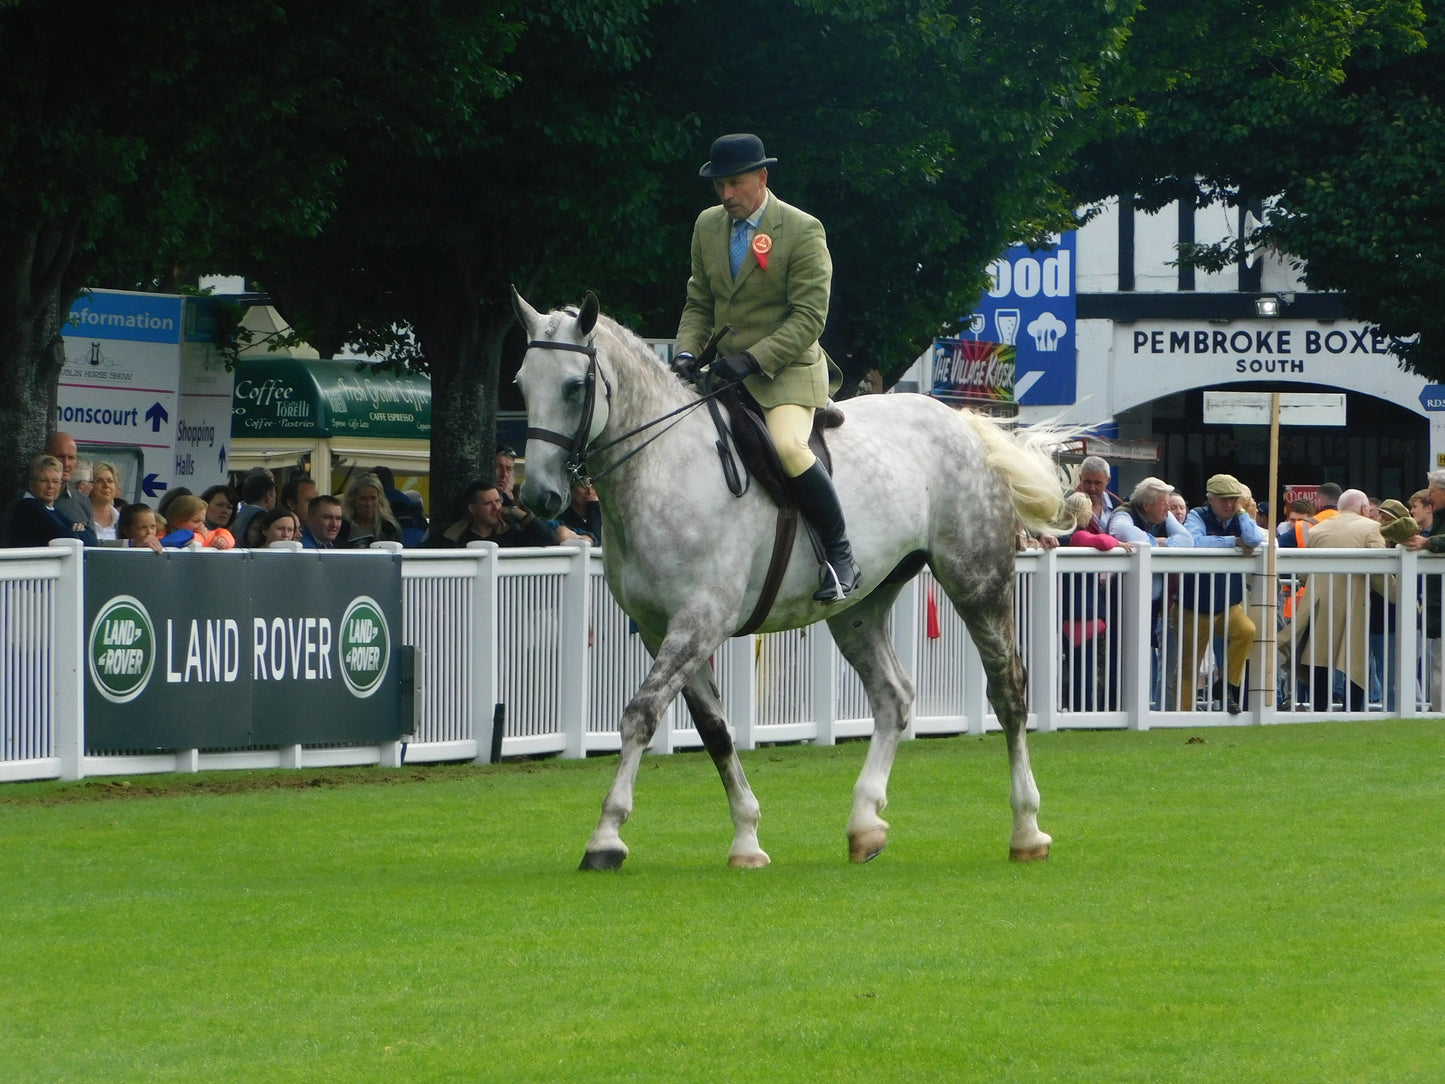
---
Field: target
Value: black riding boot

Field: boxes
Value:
[790,461,862,602]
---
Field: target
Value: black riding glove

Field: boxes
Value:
[712,351,760,384]
[671,351,699,380]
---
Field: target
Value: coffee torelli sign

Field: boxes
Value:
[83,549,404,751]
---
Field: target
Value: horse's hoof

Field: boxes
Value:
[579,848,627,871]
[727,851,771,869]
[848,828,889,863]
[1008,842,1050,862]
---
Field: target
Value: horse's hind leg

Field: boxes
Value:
[681,664,769,868]
[828,583,913,863]
[933,557,1051,861]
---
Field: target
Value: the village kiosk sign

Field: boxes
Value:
[84,549,406,750]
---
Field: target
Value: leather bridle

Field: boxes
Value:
[523,337,607,479]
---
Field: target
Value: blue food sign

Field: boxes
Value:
[955,233,1076,406]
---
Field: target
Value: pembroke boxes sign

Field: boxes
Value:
[83,548,403,750]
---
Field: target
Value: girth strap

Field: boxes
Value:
[735,505,799,636]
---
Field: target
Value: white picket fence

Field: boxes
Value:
[4,538,1444,784]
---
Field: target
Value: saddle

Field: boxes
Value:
[710,382,839,502]
[704,381,842,635]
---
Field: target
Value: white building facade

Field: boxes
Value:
[915,196,1441,508]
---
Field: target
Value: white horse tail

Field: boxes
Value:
[958,410,1076,533]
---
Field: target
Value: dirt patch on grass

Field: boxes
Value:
[0,762,514,806]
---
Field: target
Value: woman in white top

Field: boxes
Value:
[88,460,124,541]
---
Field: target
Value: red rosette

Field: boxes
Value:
[751,232,771,270]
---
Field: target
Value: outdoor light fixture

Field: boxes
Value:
[1254,292,1297,318]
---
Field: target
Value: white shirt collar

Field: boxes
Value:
[739,192,769,231]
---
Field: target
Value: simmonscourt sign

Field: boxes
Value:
[84,548,404,751]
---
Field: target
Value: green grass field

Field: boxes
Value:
[3,721,1442,1083]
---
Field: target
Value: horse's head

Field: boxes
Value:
[512,287,609,518]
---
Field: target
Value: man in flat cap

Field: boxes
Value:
[672,133,859,602]
[1176,473,1268,713]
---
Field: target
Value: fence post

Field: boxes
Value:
[370,541,407,768]
[559,542,591,759]
[51,540,85,781]
[722,635,756,750]
[810,621,837,746]
[1397,547,1420,712]
[1029,547,1059,733]
[1122,545,1152,731]
[470,543,500,764]
[892,576,920,739]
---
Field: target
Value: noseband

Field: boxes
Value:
[524,337,610,478]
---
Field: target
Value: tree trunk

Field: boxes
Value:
[0,276,72,512]
[411,294,507,535]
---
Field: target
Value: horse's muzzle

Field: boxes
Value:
[521,481,565,519]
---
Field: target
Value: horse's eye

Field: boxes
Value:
[564,377,589,400]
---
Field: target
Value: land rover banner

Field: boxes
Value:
[84,548,403,751]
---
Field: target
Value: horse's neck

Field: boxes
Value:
[594,339,726,519]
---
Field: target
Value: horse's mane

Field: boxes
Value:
[583,309,695,406]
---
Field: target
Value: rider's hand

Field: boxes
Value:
[712,351,760,384]
[670,351,699,380]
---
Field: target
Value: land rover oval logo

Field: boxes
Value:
[88,595,156,703]
[338,596,390,698]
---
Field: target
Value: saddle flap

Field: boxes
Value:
[716,387,836,507]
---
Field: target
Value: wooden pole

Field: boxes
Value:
[1262,392,1282,707]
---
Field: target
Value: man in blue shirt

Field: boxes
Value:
[1177,473,1267,713]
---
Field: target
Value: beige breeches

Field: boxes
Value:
[764,402,816,478]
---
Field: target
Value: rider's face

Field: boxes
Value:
[714,169,768,220]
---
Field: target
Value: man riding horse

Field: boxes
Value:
[672,133,861,602]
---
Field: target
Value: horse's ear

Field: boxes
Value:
[578,291,599,337]
[511,284,542,335]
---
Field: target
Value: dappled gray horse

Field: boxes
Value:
[513,289,1065,869]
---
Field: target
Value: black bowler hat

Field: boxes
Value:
[698,133,777,179]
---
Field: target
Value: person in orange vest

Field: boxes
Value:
[1312,482,1342,521]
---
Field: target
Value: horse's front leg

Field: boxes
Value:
[580,608,730,870]
[681,662,768,868]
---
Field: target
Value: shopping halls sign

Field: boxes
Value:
[84,549,403,750]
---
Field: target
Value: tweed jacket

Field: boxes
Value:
[676,192,839,409]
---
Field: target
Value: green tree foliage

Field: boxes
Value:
[1,0,1139,519]
[230,0,687,525]
[241,0,1138,523]
[647,0,1137,389]
[0,1,520,508]
[1068,0,1443,373]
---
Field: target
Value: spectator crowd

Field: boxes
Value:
[1029,453,1445,714]
[1,435,601,555]
[7,432,1441,713]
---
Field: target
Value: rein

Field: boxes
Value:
[523,336,734,487]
